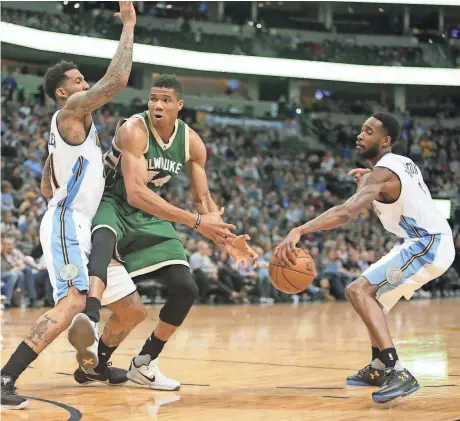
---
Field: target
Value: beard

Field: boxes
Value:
[357,144,379,160]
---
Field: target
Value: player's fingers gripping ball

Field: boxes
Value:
[269,249,316,294]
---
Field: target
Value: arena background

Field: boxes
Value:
[0,1,459,420]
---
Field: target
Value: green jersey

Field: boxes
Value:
[104,111,190,205]
[93,112,191,276]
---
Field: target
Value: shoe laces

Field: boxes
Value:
[356,364,372,376]
[383,368,401,384]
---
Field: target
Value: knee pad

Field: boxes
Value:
[157,265,199,327]
[87,228,116,286]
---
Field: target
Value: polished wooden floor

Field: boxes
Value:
[1,298,460,421]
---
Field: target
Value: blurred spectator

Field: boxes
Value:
[1,236,40,307]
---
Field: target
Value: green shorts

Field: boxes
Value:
[92,195,188,276]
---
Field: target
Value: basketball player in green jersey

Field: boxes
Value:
[69,74,258,390]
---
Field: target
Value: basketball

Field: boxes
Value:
[269,249,316,294]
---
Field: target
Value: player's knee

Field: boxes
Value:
[345,277,373,302]
[127,303,147,325]
[88,228,117,287]
[168,267,199,301]
[345,280,362,302]
[177,276,199,301]
[57,287,86,315]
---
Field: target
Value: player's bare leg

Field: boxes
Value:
[1,287,85,409]
[345,277,419,403]
[73,292,146,386]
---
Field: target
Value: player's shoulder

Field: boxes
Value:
[377,152,416,168]
[120,115,148,135]
[115,115,148,151]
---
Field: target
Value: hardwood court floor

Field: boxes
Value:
[1,298,460,421]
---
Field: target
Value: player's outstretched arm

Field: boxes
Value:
[118,120,236,246]
[63,1,136,117]
[187,129,259,264]
[273,167,392,266]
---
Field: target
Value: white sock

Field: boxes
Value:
[394,360,404,370]
[371,358,385,369]
[134,354,151,366]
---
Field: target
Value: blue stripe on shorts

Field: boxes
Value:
[51,207,89,302]
[363,234,440,295]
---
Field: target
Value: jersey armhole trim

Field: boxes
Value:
[49,152,60,190]
[184,124,190,162]
[133,115,149,154]
[55,110,94,147]
[374,165,402,204]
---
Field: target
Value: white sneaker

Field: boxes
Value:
[68,313,99,370]
[127,357,180,391]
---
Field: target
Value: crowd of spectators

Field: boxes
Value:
[1,69,459,309]
[2,7,459,68]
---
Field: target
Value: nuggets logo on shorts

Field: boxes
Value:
[59,264,80,281]
[386,266,403,285]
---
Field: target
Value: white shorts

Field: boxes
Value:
[362,233,455,313]
[40,207,136,306]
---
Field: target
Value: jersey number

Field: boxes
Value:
[48,133,56,147]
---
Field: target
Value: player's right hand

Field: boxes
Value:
[197,208,236,247]
[115,1,136,27]
[348,168,372,185]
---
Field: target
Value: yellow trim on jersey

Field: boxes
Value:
[184,123,190,162]
[146,112,179,151]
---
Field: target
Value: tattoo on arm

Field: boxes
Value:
[65,25,134,116]
[41,155,53,198]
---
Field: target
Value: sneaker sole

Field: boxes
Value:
[1,400,29,410]
[75,379,128,387]
[372,384,420,404]
[126,372,180,391]
[346,379,375,386]
[68,315,98,370]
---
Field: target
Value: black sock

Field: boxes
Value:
[380,347,398,368]
[371,347,381,362]
[84,297,101,323]
[139,334,166,361]
[2,342,38,382]
[95,338,118,373]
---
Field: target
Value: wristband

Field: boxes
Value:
[193,214,201,230]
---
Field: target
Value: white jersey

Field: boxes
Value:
[47,110,105,221]
[372,153,451,239]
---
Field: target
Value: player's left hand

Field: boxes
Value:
[225,235,259,270]
[273,228,301,266]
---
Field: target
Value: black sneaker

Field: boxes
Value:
[74,362,128,386]
[372,368,420,404]
[346,364,385,386]
[1,376,29,410]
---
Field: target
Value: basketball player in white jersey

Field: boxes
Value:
[0,2,138,410]
[274,112,454,404]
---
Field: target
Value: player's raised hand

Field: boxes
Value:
[198,208,236,247]
[115,1,136,27]
[273,228,301,266]
[225,234,259,270]
[348,168,372,185]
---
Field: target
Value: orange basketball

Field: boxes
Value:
[269,249,316,294]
